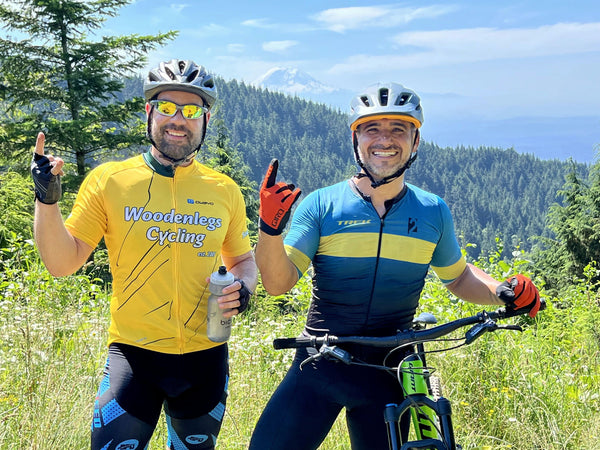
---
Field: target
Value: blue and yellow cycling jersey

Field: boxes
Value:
[284,180,466,336]
[65,153,251,354]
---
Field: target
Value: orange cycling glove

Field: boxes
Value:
[259,159,301,236]
[496,274,541,318]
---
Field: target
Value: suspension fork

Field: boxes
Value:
[384,394,457,450]
[385,348,457,450]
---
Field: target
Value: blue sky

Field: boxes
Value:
[102,0,600,162]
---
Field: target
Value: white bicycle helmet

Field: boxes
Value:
[349,82,423,188]
[143,59,217,109]
[349,82,423,131]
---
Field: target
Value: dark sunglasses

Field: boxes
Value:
[150,100,208,119]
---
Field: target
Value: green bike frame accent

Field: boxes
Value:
[400,353,440,440]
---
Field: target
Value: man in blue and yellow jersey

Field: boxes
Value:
[249,82,541,450]
[32,59,257,450]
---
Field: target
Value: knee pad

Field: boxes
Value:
[165,390,227,450]
[91,396,156,450]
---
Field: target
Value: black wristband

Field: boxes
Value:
[235,278,253,314]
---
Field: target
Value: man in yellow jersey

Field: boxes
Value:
[31,59,257,450]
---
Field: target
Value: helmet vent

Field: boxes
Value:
[359,96,370,107]
[379,88,389,106]
[396,94,411,106]
[143,59,218,107]
[165,67,176,80]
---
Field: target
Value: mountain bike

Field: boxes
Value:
[273,300,545,450]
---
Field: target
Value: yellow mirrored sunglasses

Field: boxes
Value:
[150,100,207,119]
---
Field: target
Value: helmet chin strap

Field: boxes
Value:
[352,132,418,189]
[146,109,207,167]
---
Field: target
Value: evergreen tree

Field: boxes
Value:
[0,0,176,175]
[539,155,600,287]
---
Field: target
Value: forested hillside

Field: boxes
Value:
[407,144,577,256]
[81,75,595,257]
[212,78,589,257]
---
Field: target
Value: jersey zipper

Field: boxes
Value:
[171,174,185,353]
[362,208,388,333]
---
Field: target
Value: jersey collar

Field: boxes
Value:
[143,150,175,177]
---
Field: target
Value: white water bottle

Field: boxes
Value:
[206,266,235,342]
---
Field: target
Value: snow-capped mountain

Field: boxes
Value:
[253,67,336,95]
[252,67,352,110]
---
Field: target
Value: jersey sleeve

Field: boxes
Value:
[429,198,467,283]
[64,164,109,249]
[283,190,322,276]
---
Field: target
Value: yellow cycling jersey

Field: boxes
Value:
[65,153,252,354]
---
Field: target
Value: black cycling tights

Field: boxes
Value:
[249,347,410,450]
[91,343,228,450]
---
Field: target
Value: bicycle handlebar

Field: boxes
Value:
[273,300,546,350]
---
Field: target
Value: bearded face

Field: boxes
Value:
[150,120,204,161]
[355,119,418,181]
[146,91,207,163]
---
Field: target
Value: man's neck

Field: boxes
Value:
[353,173,405,199]
[150,147,193,168]
[352,173,406,216]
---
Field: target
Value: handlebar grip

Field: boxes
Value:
[273,336,316,349]
[502,298,547,319]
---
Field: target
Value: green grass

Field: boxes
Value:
[1,245,600,449]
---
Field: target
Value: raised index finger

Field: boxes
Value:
[261,158,279,189]
[34,132,45,156]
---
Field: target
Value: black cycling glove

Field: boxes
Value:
[31,153,62,204]
[235,278,253,314]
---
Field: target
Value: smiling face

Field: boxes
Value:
[146,90,208,164]
[355,118,419,181]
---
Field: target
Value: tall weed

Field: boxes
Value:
[1,243,599,449]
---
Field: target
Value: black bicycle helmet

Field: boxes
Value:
[143,59,217,109]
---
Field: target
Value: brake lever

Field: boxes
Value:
[497,325,523,332]
[321,345,352,364]
[299,352,322,370]
[299,345,352,370]
[465,320,524,345]
[465,319,498,344]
